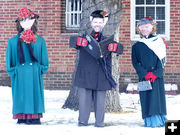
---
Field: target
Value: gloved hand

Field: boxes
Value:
[108,43,118,52]
[145,72,157,83]
[76,37,88,47]
[149,72,157,83]
[145,72,152,81]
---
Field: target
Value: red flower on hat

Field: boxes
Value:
[20,29,37,44]
[18,7,35,21]
[100,11,108,17]
[145,16,153,21]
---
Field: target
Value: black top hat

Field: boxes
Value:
[90,10,108,19]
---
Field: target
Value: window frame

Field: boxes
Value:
[130,0,170,41]
[65,0,82,29]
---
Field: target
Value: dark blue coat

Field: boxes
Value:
[131,35,167,119]
[71,32,122,91]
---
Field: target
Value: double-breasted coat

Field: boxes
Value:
[131,35,167,119]
[6,35,49,115]
[71,32,123,91]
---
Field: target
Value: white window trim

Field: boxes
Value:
[130,0,170,41]
[65,0,82,29]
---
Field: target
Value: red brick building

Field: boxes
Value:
[0,0,179,91]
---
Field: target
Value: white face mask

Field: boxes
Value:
[90,18,105,32]
[20,18,35,30]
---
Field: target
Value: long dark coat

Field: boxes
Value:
[71,32,122,91]
[131,35,167,119]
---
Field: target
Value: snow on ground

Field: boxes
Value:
[0,86,180,135]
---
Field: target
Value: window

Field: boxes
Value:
[131,0,170,40]
[66,0,82,29]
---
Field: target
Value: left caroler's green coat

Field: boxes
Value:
[6,35,49,115]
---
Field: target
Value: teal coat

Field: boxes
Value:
[6,35,49,115]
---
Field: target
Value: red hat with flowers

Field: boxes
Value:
[15,7,39,22]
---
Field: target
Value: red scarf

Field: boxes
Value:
[94,32,100,40]
[20,29,36,44]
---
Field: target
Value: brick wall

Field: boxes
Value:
[0,0,180,91]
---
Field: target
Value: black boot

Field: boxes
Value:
[25,119,33,125]
[17,119,26,124]
[31,119,41,125]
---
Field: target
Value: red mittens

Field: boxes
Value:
[145,72,157,83]
[108,43,118,52]
[145,72,151,80]
[76,37,88,47]
[150,73,157,83]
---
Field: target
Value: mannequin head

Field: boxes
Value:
[15,7,39,33]
[137,17,157,37]
[138,23,153,37]
[90,17,105,32]
[90,10,108,32]
[20,18,35,30]
[16,18,38,34]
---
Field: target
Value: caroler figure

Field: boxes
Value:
[6,7,49,124]
[70,10,123,127]
[131,17,168,127]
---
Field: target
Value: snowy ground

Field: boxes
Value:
[0,86,179,135]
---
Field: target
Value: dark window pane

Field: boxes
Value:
[146,7,155,19]
[146,0,155,5]
[157,21,165,34]
[156,7,165,20]
[75,13,77,25]
[71,13,73,25]
[136,0,144,5]
[79,0,82,11]
[71,0,74,11]
[156,0,165,4]
[136,21,139,34]
[136,7,144,20]
[79,13,81,24]
[75,0,78,11]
